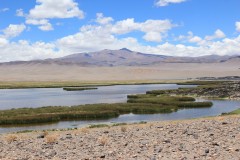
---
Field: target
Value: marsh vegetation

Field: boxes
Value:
[0,88,212,125]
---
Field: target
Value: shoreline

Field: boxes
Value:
[1,114,239,159]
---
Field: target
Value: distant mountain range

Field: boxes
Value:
[1,48,239,66]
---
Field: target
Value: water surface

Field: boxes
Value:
[0,84,194,109]
[0,84,239,133]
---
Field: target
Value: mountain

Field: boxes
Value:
[0,48,239,66]
[48,48,169,66]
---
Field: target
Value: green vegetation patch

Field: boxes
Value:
[63,87,98,91]
[1,80,225,126]
[0,103,178,125]
[223,108,240,115]
[89,124,109,128]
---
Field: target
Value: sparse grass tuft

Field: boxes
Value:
[112,123,127,126]
[98,136,108,146]
[45,134,58,144]
[5,134,18,143]
[121,126,127,132]
[89,124,109,128]
[80,128,89,134]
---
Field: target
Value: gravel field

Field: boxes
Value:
[0,115,239,160]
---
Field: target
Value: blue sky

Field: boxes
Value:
[0,0,240,62]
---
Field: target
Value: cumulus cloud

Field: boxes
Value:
[205,29,226,41]
[26,18,53,31]
[16,9,25,17]
[236,21,240,32]
[178,30,226,45]
[28,0,84,19]
[1,24,26,39]
[56,14,240,57]
[155,0,186,7]
[143,32,163,42]
[0,14,240,62]
[0,40,64,62]
[96,13,113,25]
[56,13,174,53]
[22,0,84,31]
[0,37,8,46]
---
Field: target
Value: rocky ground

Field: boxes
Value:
[168,81,240,100]
[0,115,239,160]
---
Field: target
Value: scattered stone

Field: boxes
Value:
[0,116,239,159]
[66,134,72,139]
[37,134,45,139]
[205,149,210,154]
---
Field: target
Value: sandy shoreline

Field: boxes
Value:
[1,115,239,159]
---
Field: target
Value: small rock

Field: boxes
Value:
[163,139,171,143]
[100,155,105,158]
[151,157,156,160]
[37,134,45,139]
[66,134,72,139]
[212,142,220,146]
[205,149,210,154]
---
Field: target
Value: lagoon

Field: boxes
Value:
[0,84,239,133]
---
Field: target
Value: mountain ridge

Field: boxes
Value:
[0,48,239,67]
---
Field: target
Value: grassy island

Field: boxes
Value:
[63,87,98,91]
[0,92,212,125]
[2,80,239,125]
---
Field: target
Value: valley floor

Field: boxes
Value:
[0,115,240,160]
[0,62,239,81]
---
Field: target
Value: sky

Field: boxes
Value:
[0,0,240,62]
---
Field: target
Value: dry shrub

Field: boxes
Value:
[45,134,58,143]
[80,128,89,134]
[98,136,108,146]
[43,130,49,137]
[149,123,154,128]
[5,134,18,143]
[121,126,127,132]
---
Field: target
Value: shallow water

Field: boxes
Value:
[0,84,194,109]
[0,84,239,133]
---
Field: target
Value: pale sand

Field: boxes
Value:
[0,62,239,81]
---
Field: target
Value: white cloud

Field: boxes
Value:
[0,40,63,62]
[0,8,9,12]
[96,13,113,25]
[0,37,8,46]
[0,14,240,62]
[56,15,240,57]
[205,29,226,41]
[23,0,84,31]
[28,0,84,19]
[38,23,53,31]
[189,36,202,43]
[16,9,25,17]
[26,19,53,31]
[178,30,226,45]
[236,21,240,32]
[57,14,174,52]
[143,32,163,42]
[111,18,139,34]
[155,0,186,7]
[2,24,26,39]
